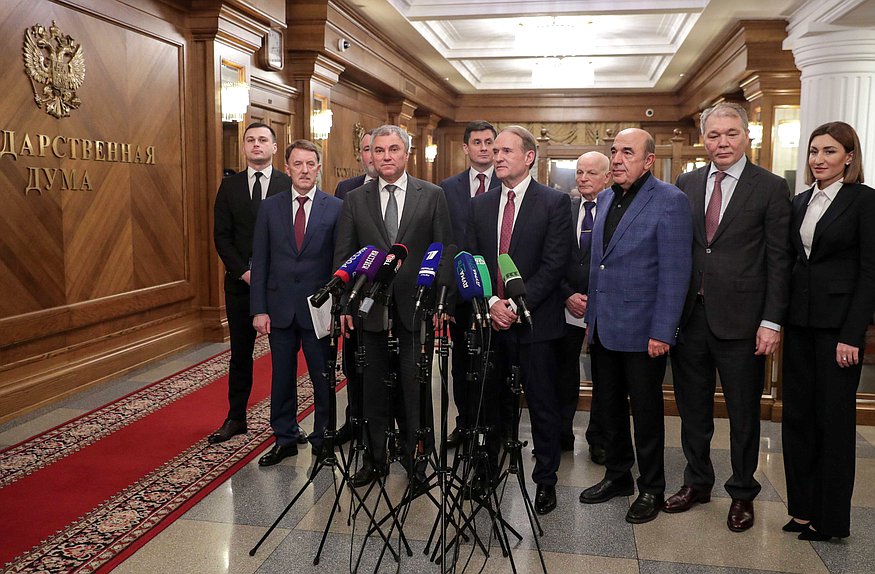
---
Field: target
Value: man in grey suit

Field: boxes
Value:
[579,128,692,525]
[333,124,453,487]
[666,103,792,532]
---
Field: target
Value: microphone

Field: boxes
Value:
[472,254,493,322]
[435,244,457,317]
[454,251,486,325]
[498,253,532,326]
[310,245,374,308]
[344,247,387,313]
[413,243,443,314]
[359,244,409,317]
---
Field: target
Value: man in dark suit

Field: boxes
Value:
[438,120,500,447]
[333,124,453,487]
[250,139,343,466]
[558,151,610,459]
[666,103,792,532]
[333,129,377,445]
[579,128,692,525]
[466,125,572,515]
[334,129,377,201]
[210,122,291,444]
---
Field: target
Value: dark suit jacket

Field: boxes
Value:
[787,183,875,346]
[440,168,500,247]
[214,169,291,293]
[586,174,692,351]
[466,179,572,343]
[560,196,597,300]
[334,174,366,200]
[250,189,343,330]
[333,175,454,332]
[676,160,793,339]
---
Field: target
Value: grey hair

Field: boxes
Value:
[700,102,749,134]
[372,125,411,152]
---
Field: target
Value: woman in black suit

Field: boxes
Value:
[782,121,875,541]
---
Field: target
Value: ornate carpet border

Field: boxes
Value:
[3,373,315,574]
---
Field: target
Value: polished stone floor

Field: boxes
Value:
[2,343,875,573]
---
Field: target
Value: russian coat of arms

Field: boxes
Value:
[23,21,86,119]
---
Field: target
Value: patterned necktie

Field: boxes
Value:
[705,171,726,243]
[384,184,399,244]
[251,171,263,216]
[580,201,595,253]
[497,190,515,298]
[294,195,308,250]
[475,173,486,196]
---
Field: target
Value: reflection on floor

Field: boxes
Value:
[3,342,875,574]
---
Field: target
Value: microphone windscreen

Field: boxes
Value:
[416,243,443,288]
[472,255,493,299]
[454,251,484,301]
[498,253,522,283]
[355,248,387,282]
[336,245,374,283]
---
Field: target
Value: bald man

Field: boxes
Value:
[558,152,611,462]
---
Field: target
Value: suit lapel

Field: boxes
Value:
[508,180,539,256]
[570,196,582,259]
[488,173,501,191]
[483,189,501,264]
[602,177,656,259]
[591,188,613,263]
[266,170,286,197]
[792,188,812,260]
[277,191,294,251]
[299,189,326,254]
[812,184,856,255]
[689,167,708,244]
[396,178,422,244]
[366,181,390,246]
[711,162,754,244]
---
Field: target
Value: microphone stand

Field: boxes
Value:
[249,296,401,566]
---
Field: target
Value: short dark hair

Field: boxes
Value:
[243,122,276,142]
[285,139,320,163]
[805,121,864,185]
[464,120,497,144]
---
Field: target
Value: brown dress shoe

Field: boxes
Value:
[208,419,247,444]
[727,499,754,532]
[663,485,711,513]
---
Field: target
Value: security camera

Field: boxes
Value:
[338,38,351,52]
[645,108,655,118]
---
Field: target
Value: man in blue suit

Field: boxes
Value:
[579,128,692,524]
[466,125,572,515]
[439,120,500,446]
[251,139,343,466]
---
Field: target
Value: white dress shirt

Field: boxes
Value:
[469,165,495,197]
[292,187,317,233]
[800,178,843,257]
[378,172,409,220]
[705,155,746,221]
[576,196,598,240]
[247,165,273,199]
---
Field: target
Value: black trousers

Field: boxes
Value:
[341,327,362,424]
[224,277,257,422]
[361,317,434,467]
[591,334,667,494]
[449,303,475,429]
[671,300,765,500]
[783,325,862,538]
[557,324,586,445]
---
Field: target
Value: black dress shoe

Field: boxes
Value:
[335,424,353,445]
[296,433,309,446]
[208,419,247,444]
[462,474,490,500]
[663,485,711,513]
[588,444,606,465]
[312,443,332,466]
[258,443,298,466]
[446,428,463,449]
[535,485,557,515]
[626,492,662,524]
[579,476,634,504]
[782,518,809,533]
[350,462,382,488]
[727,499,754,532]
[798,526,832,541]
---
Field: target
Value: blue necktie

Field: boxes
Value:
[579,201,595,253]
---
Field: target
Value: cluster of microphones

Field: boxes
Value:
[310,243,532,326]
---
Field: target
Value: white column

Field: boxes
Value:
[785,26,875,192]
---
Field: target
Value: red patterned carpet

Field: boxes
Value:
[0,339,339,573]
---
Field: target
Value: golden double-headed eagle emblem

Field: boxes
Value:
[23,21,86,119]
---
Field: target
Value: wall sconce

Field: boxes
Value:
[748,122,763,149]
[221,80,249,123]
[311,109,333,141]
[776,120,800,148]
[425,143,438,163]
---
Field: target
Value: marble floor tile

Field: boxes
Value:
[663,446,784,502]
[0,407,87,446]
[809,506,875,574]
[640,560,788,574]
[113,519,287,574]
[852,457,875,508]
[857,426,875,448]
[634,498,829,573]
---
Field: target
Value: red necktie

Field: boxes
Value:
[705,171,726,244]
[294,195,308,250]
[497,190,515,298]
[475,173,486,196]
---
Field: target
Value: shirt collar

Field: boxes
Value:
[293,186,317,202]
[379,172,408,193]
[502,174,531,197]
[470,165,495,186]
[708,155,746,181]
[248,165,273,180]
[811,178,843,203]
